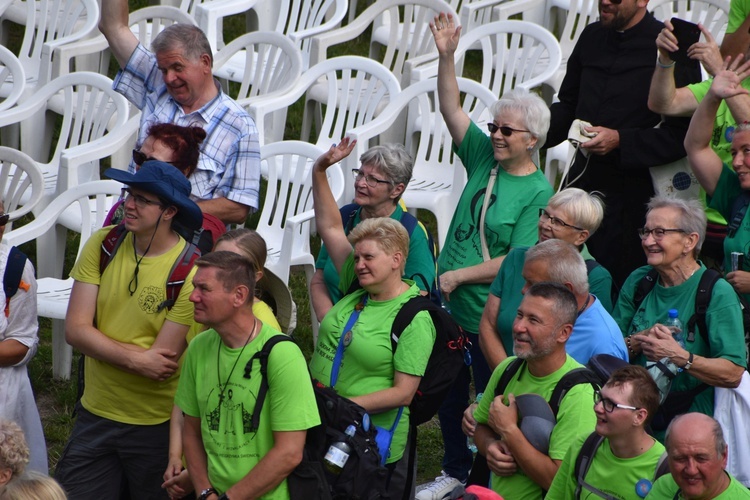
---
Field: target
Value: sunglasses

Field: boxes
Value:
[132,149,174,167]
[0,213,9,226]
[487,123,531,137]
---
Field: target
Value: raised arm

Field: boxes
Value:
[312,139,357,274]
[430,13,471,147]
[685,56,750,195]
[99,0,139,69]
[648,20,701,116]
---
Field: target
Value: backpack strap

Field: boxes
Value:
[246,334,295,432]
[549,368,601,416]
[494,358,525,398]
[654,451,670,481]
[158,241,201,312]
[727,191,750,238]
[585,259,600,275]
[340,204,360,234]
[633,268,659,312]
[99,224,128,275]
[4,246,28,317]
[389,296,438,349]
[573,432,606,499]
[686,269,721,344]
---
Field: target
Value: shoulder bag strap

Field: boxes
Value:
[330,295,367,388]
[479,165,499,262]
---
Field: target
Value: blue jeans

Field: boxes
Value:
[437,334,491,482]
[55,405,170,499]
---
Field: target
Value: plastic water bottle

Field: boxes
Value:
[467,393,483,453]
[665,309,685,348]
[324,425,356,475]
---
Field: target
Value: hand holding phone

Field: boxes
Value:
[669,17,701,65]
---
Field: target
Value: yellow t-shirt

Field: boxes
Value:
[70,227,196,425]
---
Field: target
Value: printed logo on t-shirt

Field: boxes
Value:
[138,286,164,314]
[205,382,259,452]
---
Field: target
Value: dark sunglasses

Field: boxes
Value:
[487,122,531,136]
[0,213,9,226]
[132,149,174,167]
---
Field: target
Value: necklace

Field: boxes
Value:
[216,317,258,404]
[577,293,592,317]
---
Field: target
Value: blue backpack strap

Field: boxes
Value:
[330,295,368,388]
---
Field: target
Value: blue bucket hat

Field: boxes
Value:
[105,161,203,230]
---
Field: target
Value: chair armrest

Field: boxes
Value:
[493,0,548,20]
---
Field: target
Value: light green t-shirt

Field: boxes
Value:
[547,432,666,499]
[473,355,597,499]
[708,164,750,304]
[438,122,553,333]
[315,204,435,302]
[614,265,747,439]
[175,325,320,498]
[646,471,750,499]
[727,0,750,34]
[309,282,435,463]
[71,226,196,425]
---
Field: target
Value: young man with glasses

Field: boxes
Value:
[56,161,204,498]
[471,282,597,498]
[544,0,702,288]
[547,365,666,499]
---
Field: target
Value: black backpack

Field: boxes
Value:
[631,268,750,430]
[467,354,628,487]
[389,296,472,425]
[341,204,442,306]
[3,246,28,317]
[247,335,389,500]
[573,431,670,499]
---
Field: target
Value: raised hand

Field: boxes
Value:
[687,24,722,76]
[313,137,357,173]
[430,12,461,56]
[708,55,750,100]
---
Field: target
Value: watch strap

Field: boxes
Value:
[199,488,217,500]
[684,352,694,370]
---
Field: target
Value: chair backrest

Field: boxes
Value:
[2,180,122,259]
[452,20,562,96]
[15,0,99,84]
[650,0,729,40]
[130,5,198,49]
[213,31,303,102]
[272,0,348,67]
[556,0,600,60]
[0,147,44,230]
[0,45,25,111]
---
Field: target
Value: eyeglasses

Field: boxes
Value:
[594,391,639,413]
[132,149,174,167]
[539,208,584,231]
[0,213,9,226]
[123,188,164,209]
[487,123,530,137]
[637,227,687,240]
[351,169,393,188]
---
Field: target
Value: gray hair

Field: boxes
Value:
[646,196,706,258]
[489,88,550,153]
[666,413,728,457]
[525,239,589,296]
[525,282,578,328]
[547,188,605,235]
[359,144,413,201]
[152,24,213,65]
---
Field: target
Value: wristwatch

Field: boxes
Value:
[683,352,694,371]
[198,488,217,500]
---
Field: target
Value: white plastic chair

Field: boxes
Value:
[2,179,123,379]
[256,140,343,340]
[650,0,729,44]
[0,45,25,111]
[408,20,562,98]
[309,0,457,87]
[347,77,498,248]
[0,147,45,231]
[54,5,198,77]
[247,55,401,153]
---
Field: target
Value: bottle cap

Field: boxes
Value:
[668,309,678,318]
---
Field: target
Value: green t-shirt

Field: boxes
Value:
[727,0,750,33]
[70,227,196,425]
[473,356,597,499]
[309,282,436,463]
[315,204,435,302]
[438,122,553,333]
[613,265,747,439]
[175,325,320,498]
[489,246,616,352]
[547,432,666,500]
[708,164,750,303]
[646,471,750,499]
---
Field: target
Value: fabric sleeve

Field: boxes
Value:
[509,189,551,248]
[473,357,515,425]
[687,79,712,103]
[727,0,750,33]
[5,259,38,366]
[548,384,597,460]
[210,119,261,211]
[588,265,616,313]
[165,265,197,326]
[392,310,436,376]
[69,228,110,285]
[404,222,436,293]
[454,121,495,177]
[112,44,161,111]
[545,432,587,498]
[617,114,694,169]
[267,341,321,431]
[489,252,512,299]
[175,339,201,417]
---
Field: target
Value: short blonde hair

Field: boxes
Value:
[348,218,410,273]
[547,188,605,235]
[0,421,29,480]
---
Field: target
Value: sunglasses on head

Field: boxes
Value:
[487,123,531,137]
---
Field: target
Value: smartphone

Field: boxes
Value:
[669,17,701,65]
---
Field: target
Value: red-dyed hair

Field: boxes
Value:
[146,123,207,177]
